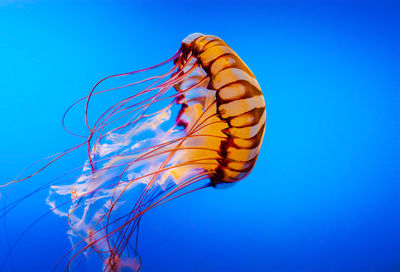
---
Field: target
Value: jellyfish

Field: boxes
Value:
[1,33,266,271]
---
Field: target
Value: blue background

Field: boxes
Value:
[0,0,399,271]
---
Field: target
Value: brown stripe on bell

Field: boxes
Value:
[224,110,266,138]
[209,53,254,78]
[209,54,240,75]
[217,96,265,119]
[209,166,232,186]
[192,35,225,56]
[226,145,260,162]
[216,80,263,102]
[231,123,266,149]
[223,135,262,162]
[227,107,265,127]
[199,46,235,68]
[224,123,264,139]
[220,167,250,182]
[210,68,260,90]
[223,157,257,172]
[210,165,251,186]
[194,38,254,78]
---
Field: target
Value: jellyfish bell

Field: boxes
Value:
[1,33,265,271]
[178,33,266,186]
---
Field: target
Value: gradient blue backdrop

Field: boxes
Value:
[0,0,399,271]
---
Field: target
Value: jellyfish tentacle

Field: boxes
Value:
[62,62,179,139]
[92,75,209,147]
[90,58,185,136]
[61,168,214,272]
[109,174,212,269]
[92,73,214,250]
[90,60,203,143]
[0,141,88,188]
[109,97,221,258]
[85,57,197,172]
[104,172,212,271]
[83,49,182,133]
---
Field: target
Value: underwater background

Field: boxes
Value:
[0,0,399,271]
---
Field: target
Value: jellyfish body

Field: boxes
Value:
[179,33,266,185]
[3,33,266,271]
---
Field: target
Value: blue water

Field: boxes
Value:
[0,0,399,271]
